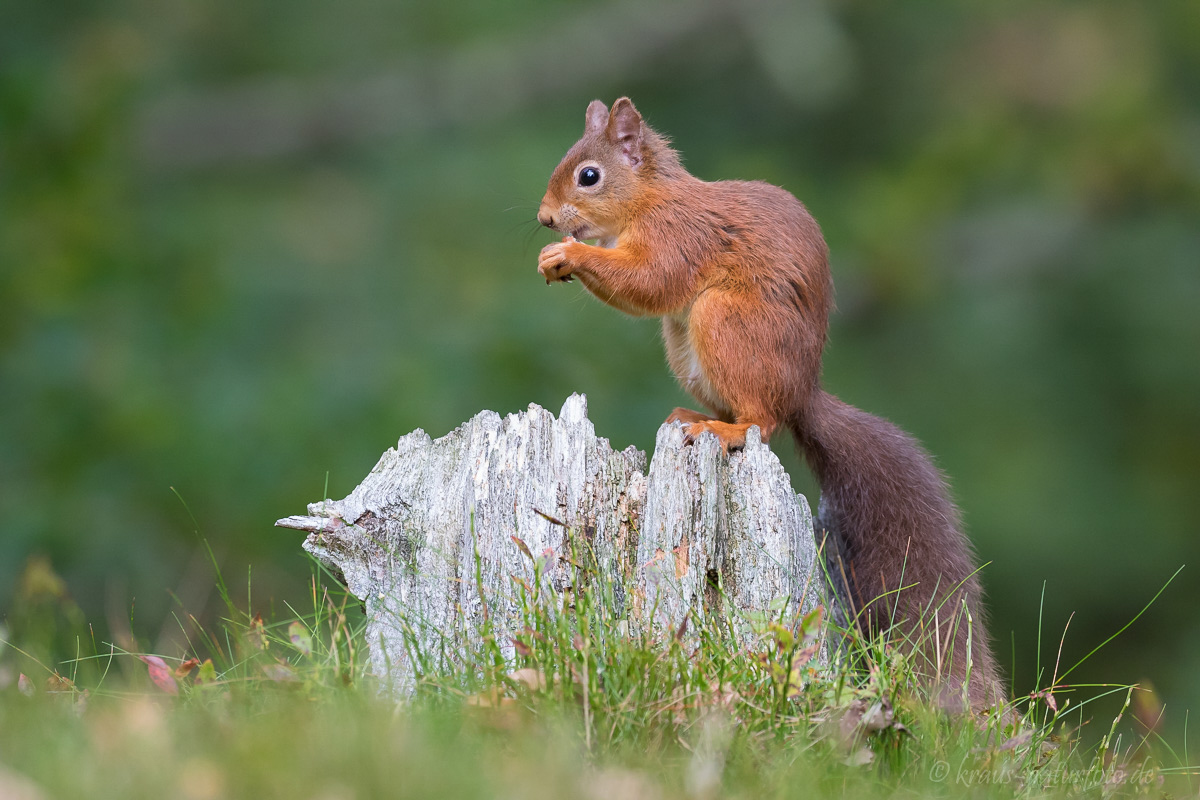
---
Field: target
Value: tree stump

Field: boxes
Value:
[277,395,826,686]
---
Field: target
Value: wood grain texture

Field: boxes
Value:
[278,394,824,688]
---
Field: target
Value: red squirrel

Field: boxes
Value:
[536,98,1002,709]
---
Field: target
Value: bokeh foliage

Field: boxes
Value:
[2,0,1198,732]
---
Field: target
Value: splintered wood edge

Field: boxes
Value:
[275,515,331,532]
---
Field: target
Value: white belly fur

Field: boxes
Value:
[664,310,728,416]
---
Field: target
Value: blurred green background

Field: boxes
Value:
[2,0,1197,728]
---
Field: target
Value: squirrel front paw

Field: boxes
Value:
[538,237,578,284]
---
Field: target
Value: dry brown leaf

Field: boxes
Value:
[465,686,513,709]
[835,696,902,751]
[1029,688,1058,713]
[510,535,534,562]
[792,641,820,670]
[839,698,867,741]
[175,658,201,679]
[674,613,689,642]
[45,673,74,692]
[509,667,547,691]
[860,699,895,732]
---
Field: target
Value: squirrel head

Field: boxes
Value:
[538,98,682,239]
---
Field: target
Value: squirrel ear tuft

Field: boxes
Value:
[608,97,644,168]
[584,100,609,135]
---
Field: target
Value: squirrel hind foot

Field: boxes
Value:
[666,409,776,452]
[665,408,743,451]
[679,419,754,453]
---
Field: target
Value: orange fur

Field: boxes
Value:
[537,98,1003,709]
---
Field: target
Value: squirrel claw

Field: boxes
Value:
[678,424,700,447]
[679,420,746,454]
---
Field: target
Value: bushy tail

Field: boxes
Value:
[791,389,1003,709]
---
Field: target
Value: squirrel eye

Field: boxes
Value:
[578,166,601,187]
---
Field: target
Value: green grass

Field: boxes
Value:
[0,555,1191,799]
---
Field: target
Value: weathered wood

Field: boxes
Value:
[278,395,826,686]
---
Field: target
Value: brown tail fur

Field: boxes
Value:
[792,389,1003,709]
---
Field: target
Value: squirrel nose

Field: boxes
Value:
[537,207,556,229]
